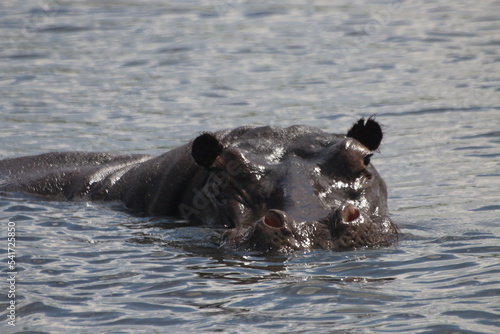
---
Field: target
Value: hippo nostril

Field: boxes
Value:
[343,205,360,222]
[264,209,286,228]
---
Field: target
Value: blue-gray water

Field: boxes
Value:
[1,1,499,333]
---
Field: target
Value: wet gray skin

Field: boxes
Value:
[0,118,397,253]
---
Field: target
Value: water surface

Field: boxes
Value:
[0,1,499,333]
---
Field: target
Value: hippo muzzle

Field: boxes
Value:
[221,204,398,253]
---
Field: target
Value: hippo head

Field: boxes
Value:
[186,118,397,253]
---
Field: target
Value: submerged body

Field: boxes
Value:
[0,118,397,253]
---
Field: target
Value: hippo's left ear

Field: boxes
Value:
[346,117,383,151]
[191,133,224,168]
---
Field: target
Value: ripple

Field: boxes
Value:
[244,10,287,18]
[38,25,91,33]
[442,310,500,323]
[471,205,500,211]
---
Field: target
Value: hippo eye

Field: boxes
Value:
[363,154,373,166]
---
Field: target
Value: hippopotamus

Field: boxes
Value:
[0,118,397,253]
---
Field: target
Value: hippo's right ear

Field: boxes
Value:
[191,133,224,168]
[346,117,383,151]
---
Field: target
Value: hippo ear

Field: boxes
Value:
[346,117,383,151]
[191,133,224,168]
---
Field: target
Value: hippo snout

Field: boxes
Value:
[222,205,397,253]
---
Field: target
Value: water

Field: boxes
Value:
[1,0,499,333]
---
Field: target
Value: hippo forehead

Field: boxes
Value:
[216,125,345,164]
